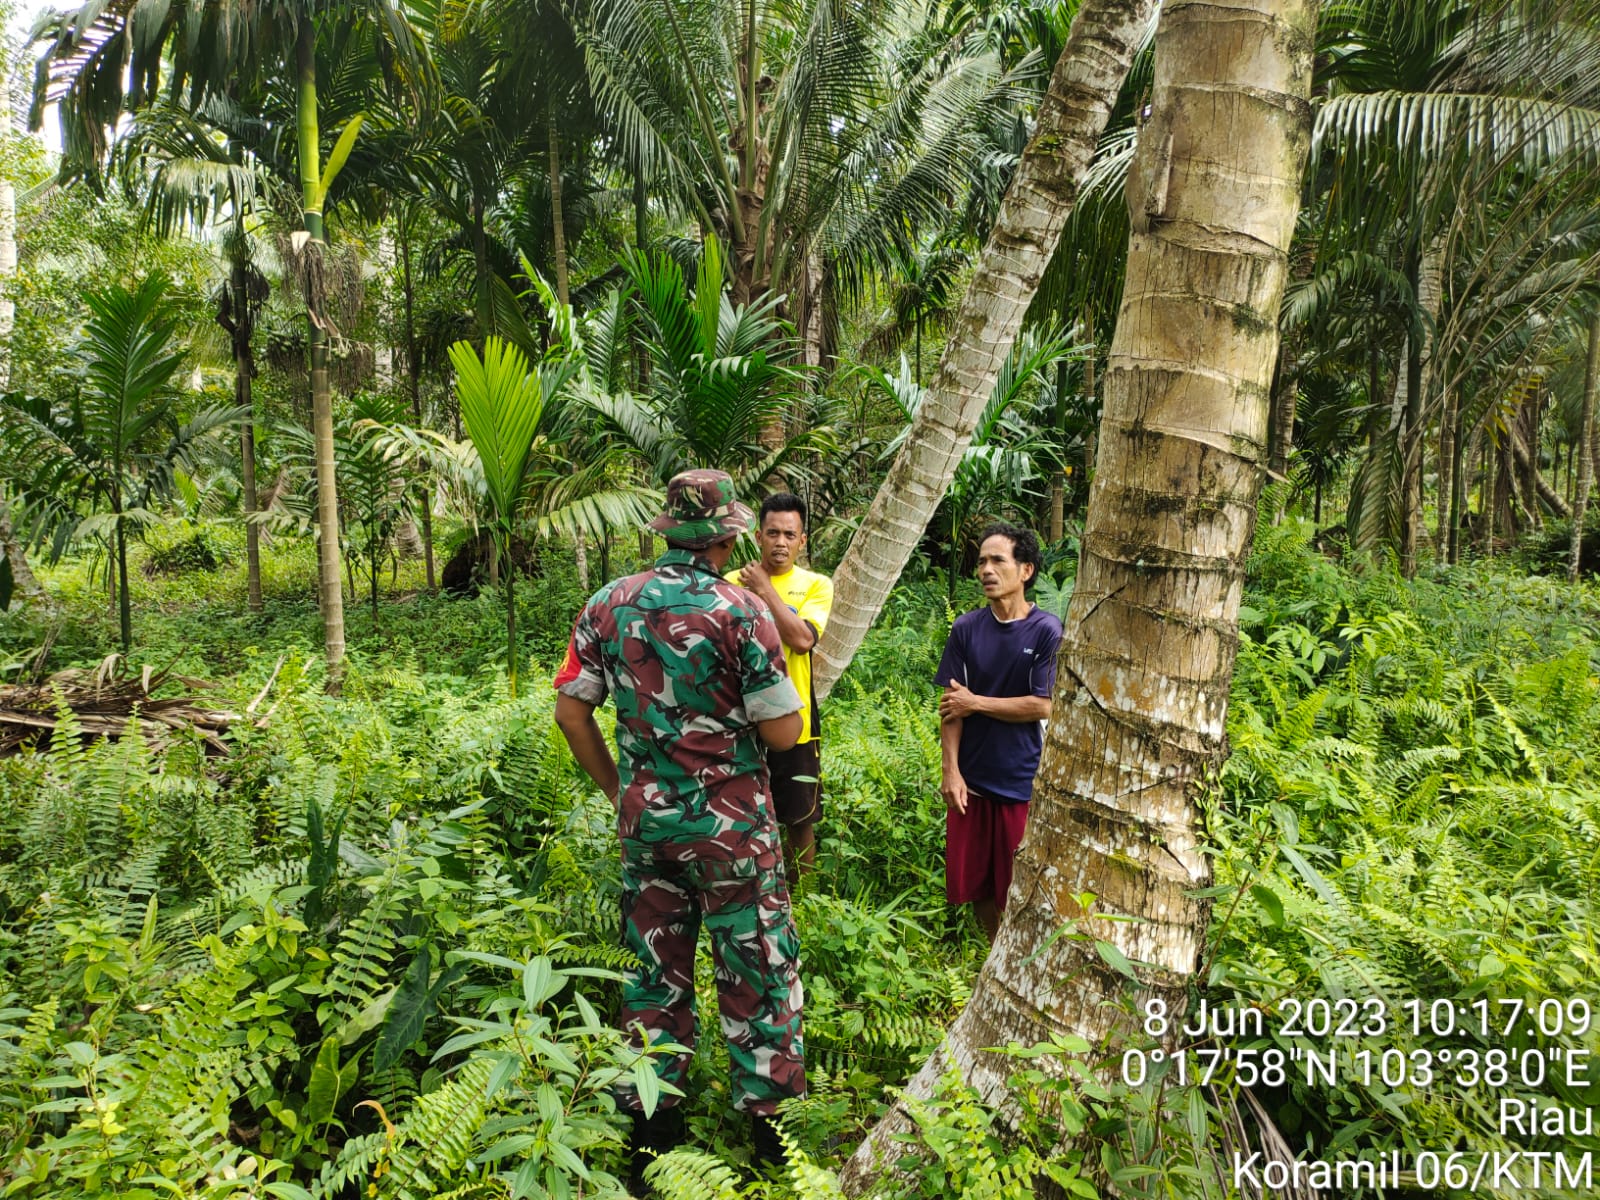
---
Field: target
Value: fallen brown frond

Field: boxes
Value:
[0,653,247,756]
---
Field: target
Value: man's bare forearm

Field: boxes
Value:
[940,716,963,771]
[972,694,1051,722]
[554,694,621,803]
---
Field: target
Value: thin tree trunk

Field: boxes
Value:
[0,59,16,390]
[795,245,826,377]
[399,213,435,591]
[374,231,395,387]
[298,21,345,684]
[1485,432,1497,556]
[1267,339,1295,526]
[472,196,491,339]
[1082,325,1096,480]
[548,114,570,307]
[1569,313,1598,581]
[839,0,1317,1188]
[231,252,264,614]
[815,0,1159,700]
[1447,401,1468,564]
[1400,240,1443,575]
[506,553,519,696]
[634,170,649,253]
[1434,385,1456,562]
[546,111,588,577]
[1520,386,1543,528]
[113,496,132,652]
[1048,360,1067,542]
[1268,337,1296,478]
[1510,424,1569,518]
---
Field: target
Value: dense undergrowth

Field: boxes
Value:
[0,522,1596,1197]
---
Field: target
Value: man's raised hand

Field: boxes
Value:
[939,680,981,721]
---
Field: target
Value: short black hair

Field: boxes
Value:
[759,492,808,530]
[976,521,1042,588]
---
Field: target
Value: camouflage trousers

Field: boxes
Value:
[617,832,806,1115]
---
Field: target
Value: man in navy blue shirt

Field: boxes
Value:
[935,521,1062,941]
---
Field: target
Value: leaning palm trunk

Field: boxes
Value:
[1571,312,1599,580]
[838,0,1317,1189]
[297,22,346,682]
[814,0,1158,700]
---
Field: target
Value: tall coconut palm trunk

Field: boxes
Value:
[838,0,1318,1189]
[1571,312,1599,580]
[297,20,346,681]
[814,0,1159,701]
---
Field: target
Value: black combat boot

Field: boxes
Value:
[627,1105,685,1194]
[750,1112,788,1173]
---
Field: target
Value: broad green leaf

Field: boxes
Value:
[522,956,564,1009]
[1249,884,1286,928]
[1093,939,1137,980]
[632,1059,660,1117]
[315,115,365,209]
[450,337,544,535]
[375,946,465,1072]
[304,1036,347,1129]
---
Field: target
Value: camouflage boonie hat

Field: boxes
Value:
[650,469,752,548]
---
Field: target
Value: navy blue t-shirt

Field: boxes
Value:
[934,603,1063,803]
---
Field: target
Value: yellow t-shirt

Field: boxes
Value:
[726,564,833,744]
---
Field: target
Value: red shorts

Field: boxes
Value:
[946,789,1029,909]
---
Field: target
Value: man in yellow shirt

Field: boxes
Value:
[728,493,833,876]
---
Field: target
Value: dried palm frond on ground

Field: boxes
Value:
[0,653,267,756]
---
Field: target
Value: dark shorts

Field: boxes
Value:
[946,789,1029,908]
[767,741,823,828]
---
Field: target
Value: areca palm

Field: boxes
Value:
[452,337,544,697]
[0,276,244,650]
[32,0,429,680]
[446,329,656,695]
[1297,0,1600,567]
[377,0,606,374]
[112,91,278,613]
[584,237,831,495]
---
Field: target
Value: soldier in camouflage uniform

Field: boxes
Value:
[553,469,806,1183]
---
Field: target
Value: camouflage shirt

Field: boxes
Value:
[557,549,802,853]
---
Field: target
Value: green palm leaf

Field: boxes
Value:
[449,337,545,532]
